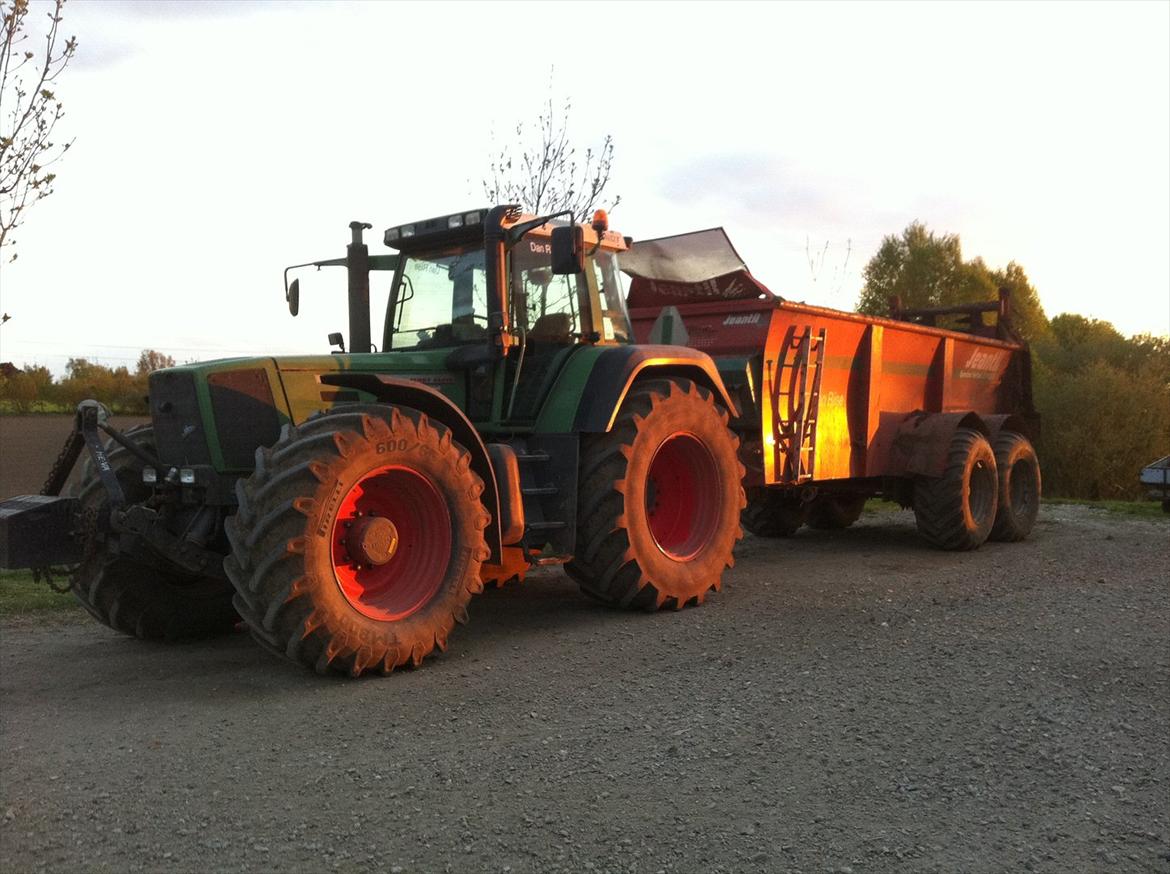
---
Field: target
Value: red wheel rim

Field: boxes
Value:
[645,432,720,561]
[330,465,451,621]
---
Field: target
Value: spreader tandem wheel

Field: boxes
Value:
[567,378,745,610]
[225,407,490,676]
[913,426,999,551]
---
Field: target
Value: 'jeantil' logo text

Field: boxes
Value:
[959,349,1006,380]
[723,313,761,326]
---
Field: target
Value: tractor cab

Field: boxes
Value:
[380,207,632,352]
[284,207,633,429]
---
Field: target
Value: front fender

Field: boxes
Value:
[538,345,737,434]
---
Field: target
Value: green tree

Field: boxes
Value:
[57,357,145,413]
[858,221,1047,341]
[1033,314,1131,373]
[1034,353,1169,500]
[1031,314,1170,500]
[0,367,37,411]
[135,348,174,376]
[858,222,966,314]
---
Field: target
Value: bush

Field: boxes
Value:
[1033,320,1170,500]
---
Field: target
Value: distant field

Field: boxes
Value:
[0,414,150,497]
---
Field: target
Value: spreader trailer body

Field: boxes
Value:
[622,229,1041,547]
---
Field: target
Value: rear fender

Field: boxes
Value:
[981,413,1035,443]
[886,411,990,478]
[570,346,738,433]
[319,373,502,562]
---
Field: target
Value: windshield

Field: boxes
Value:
[389,244,488,350]
[592,250,631,343]
[509,237,588,343]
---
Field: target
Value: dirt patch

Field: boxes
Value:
[0,415,150,497]
[1,506,1166,872]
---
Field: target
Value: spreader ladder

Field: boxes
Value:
[773,326,826,483]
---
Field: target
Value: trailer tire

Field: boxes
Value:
[224,406,489,676]
[806,494,867,531]
[741,488,806,537]
[989,431,1041,542]
[912,427,998,551]
[71,426,238,640]
[567,378,744,610]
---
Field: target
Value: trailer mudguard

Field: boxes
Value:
[565,345,738,433]
[885,410,991,478]
[318,373,503,562]
[982,413,1036,442]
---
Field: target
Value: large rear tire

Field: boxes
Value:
[567,378,744,610]
[741,488,806,537]
[224,407,490,676]
[989,431,1041,542]
[912,427,998,551]
[806,494,866,531]
[70,426,238,640]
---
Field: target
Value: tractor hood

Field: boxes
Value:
[148,349,464,473]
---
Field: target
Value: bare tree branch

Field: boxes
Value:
[0,0,76,260]
[481,72,620,222]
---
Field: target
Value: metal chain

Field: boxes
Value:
[31,494,101,595]
[39,430,85,497]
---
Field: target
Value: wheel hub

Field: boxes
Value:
[330,465,452,622]
[645,432,720,561]
[350,515,399,566]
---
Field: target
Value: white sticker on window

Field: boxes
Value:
[602,316,615,341]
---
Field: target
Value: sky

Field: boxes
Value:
[0,0,1167,374]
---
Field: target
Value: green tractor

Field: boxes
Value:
[0,207,745,675]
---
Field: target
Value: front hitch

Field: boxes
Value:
[0,401,165,573]
[40,400,163,502]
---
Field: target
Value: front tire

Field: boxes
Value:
[912,427,998,551]
[567,378,744,610]
[71,426,237,640]
[225,407,490,676]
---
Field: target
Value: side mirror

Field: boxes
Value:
[550,225,585,275]
[328,331,346,353]
[287,278,300,317]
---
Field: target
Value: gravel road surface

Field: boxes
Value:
[2,505,1167,873]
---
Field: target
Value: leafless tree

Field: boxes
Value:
[482,77,619,221]
[0,0,76,260]
[805,234,852,297]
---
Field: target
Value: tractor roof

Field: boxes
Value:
[384,207,628,253]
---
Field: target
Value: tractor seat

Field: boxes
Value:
[529,312,573,344]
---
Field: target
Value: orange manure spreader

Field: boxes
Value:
[622,229,1041,550]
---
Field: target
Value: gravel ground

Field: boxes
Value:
[1,504,1167,873]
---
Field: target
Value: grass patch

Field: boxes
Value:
[0,570,81,617]
[0,401,74,414]
[1042,498,1168,518]
[864,498,907,513]
[863,496,1166,519]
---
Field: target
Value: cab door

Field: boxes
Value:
[499,237,593,423]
